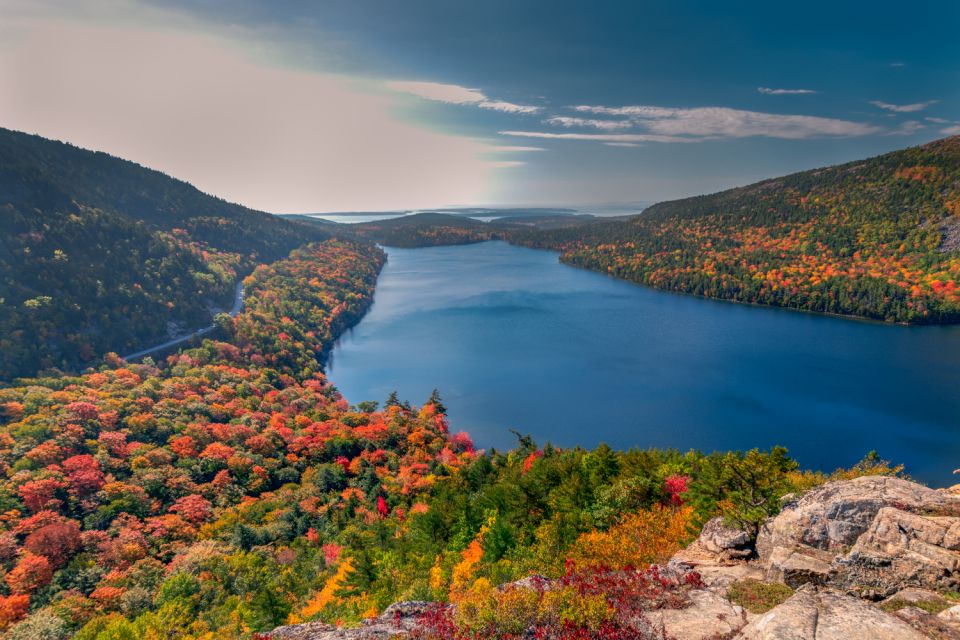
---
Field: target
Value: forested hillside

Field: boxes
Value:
[0,128,328,381]
[0,236,901,639]
[512,136,960,323]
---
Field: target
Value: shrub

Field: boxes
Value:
[726,579,793,613]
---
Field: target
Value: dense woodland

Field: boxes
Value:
[0,128,329,381]
[509,136,960,323]
[0,236,902,639]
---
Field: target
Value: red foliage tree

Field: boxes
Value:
[6,552,53,594]
[23,520,82,568]
[169,494,213,526]
[169,435,197,458]
[664,474,690,506]
[62,454,105,497]
[18,477,66,512]
[199,442,235,462]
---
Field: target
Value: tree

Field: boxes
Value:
[385,391,400,407]
[427,389,447,414]
[0,595,29,631]
[23,520,82,568]
[688,447,798,537]
[6,552,53,594]
[62,454,106,497]
[169,495,213,526]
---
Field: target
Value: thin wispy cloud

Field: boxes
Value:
[386,80,541,114]
[499,131,700,144]
[757,87,817,95]
[943,125,960,136]
[545,116,633,131]
[487,145,545,152]
[889,120,926,136]
[604,142,642,147]
[889,62,906,68]
[870,99,939,113]
[926,117,949,124]
[550,105,882,140]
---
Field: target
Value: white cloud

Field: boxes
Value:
[545,116,633,131]
[870,100,939,113]
[486,145,544,152]
[888,120,926,136]
[757,87,817,95]
[386,81,486,104]
[565,105,880,140]
[499,131,699,144]
[889,62,906,68]
[604,142,641,147]
[943,125,960,136]
[0,2,516,212]
[386,80,541,114]
[926,117,950,124]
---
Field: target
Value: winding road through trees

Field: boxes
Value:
[122,280,244,362]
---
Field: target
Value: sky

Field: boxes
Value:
[0,0,957,213]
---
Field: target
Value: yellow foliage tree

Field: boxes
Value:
[448,513,497,601]
[293,558,354,622]
[567,505,694,571]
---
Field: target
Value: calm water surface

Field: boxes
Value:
[329,241,960,484]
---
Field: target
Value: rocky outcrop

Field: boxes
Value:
[834,506,960,594]
[670,516,764,591]
[756,476,960,597]
[893,606,960,640]
[738,584,929,640]
[756,476,958,559]
[267,601,435,640]
[643,588,750,639]
[763,546,832,587]
[697,516,753,560]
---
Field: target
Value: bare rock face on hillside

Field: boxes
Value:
[697,516,753,560]
[266,601,435,640]
[756,476,960,596]
[671,516,764,591]
[835,506,960,594]
[737,584,929,640]
[642,588,751,639]
[756,476,958,558]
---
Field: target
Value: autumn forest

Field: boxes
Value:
[0,128,956,639]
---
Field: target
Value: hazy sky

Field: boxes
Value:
[1,0,957,212]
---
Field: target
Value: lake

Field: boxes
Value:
[328,241,960,485]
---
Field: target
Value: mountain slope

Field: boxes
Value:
[0,128,327,380]
[511,136,960,323]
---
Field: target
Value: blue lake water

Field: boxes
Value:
[328,241,960,485]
